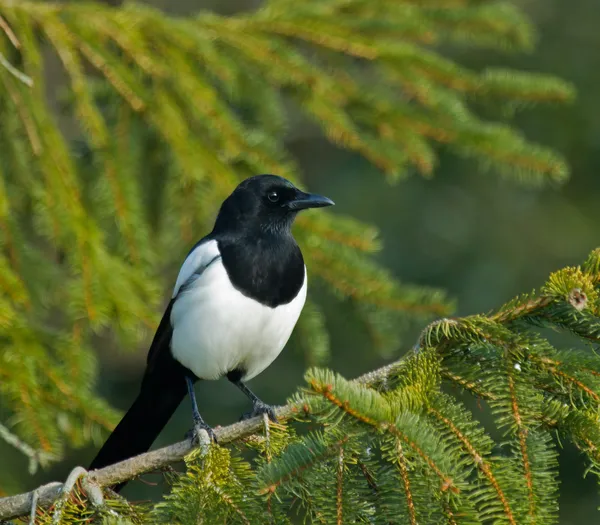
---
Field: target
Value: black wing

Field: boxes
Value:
[145,298,175,375]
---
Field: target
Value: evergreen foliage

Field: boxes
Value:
[10,247,600,524]
[0,0,588,522]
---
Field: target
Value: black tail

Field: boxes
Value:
[88,375,187,491]
[89,299,188,492]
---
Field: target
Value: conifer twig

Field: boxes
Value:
[0,50,33,86]
[2,259,598,520]
[0,14,20,48]
[0,360,403,521]
[0,422,47,475]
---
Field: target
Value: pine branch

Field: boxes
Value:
[0,360,403,521]
[2,248,600,521]
[0,0,576,468]
[505,360,536,519]
[336,447,344,525]
[427,404,517,525]
[395,440,417,525]
[0,423,53,476]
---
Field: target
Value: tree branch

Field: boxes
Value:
[0,360,404,521]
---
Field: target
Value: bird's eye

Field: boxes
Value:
[267,191,279,203]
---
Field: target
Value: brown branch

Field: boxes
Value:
[534,356,600,402]
[310,376,459,494]
[427,406,516,525]
[0,360,404,521]
[506,365,536,520]
[0,14,20,48]
[396,440,417,525]
[441,369,497,400]
[258,436,348,496]
[336,447,344,525]
[492,296,554,324]
[4,265,597,521]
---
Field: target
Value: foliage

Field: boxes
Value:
[16,247,600,524]
[0,0,582,520]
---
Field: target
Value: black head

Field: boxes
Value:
[213,175,334,235]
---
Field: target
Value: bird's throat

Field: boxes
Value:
[216,235,305,307]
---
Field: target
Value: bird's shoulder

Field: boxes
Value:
[172,236,221,298]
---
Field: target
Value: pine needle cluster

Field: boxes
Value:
[0,0,581,520]
[14,247,600,524]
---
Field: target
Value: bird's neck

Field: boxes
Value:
[216,231,305,308]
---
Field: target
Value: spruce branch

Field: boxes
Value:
[0,423,52,475]
[0,0,577,471]
[0,361,402,521]
[395,440,417,525]
[1,248,600,522]
[0,1,595,521]
[0,50,32,86]
[505,358,536,519]
[427,404,517,525]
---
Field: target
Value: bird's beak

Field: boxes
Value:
[285,191,335,211]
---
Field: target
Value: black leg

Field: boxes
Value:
[185,376,217,443]
[227,373,279,423]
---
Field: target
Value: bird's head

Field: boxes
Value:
[213,175,334,235]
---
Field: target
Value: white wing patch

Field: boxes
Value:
[172,239,221,298]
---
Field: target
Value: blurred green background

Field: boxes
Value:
[5,0,600,522]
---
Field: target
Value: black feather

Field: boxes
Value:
[88,301,193,491]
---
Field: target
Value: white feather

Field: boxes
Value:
[170,240,307,381]
[172,240,221,298]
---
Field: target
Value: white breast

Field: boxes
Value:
[170,240,307,381]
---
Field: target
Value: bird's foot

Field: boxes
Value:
[239,401,279,423]
[185,419,218,445]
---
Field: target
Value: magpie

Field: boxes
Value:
[88,175,334,488]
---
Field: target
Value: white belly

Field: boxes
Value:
[170,259,307,381]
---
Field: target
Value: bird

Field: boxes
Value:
[88,174,334,489]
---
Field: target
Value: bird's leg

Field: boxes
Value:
[185,376,217,443]
[229,377,279,423]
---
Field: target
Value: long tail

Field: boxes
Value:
[88,372,187,492]
[89,299,187,491]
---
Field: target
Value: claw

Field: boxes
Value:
[239,401,279,423]
[52,466,97,523]
[186,421,218,445]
